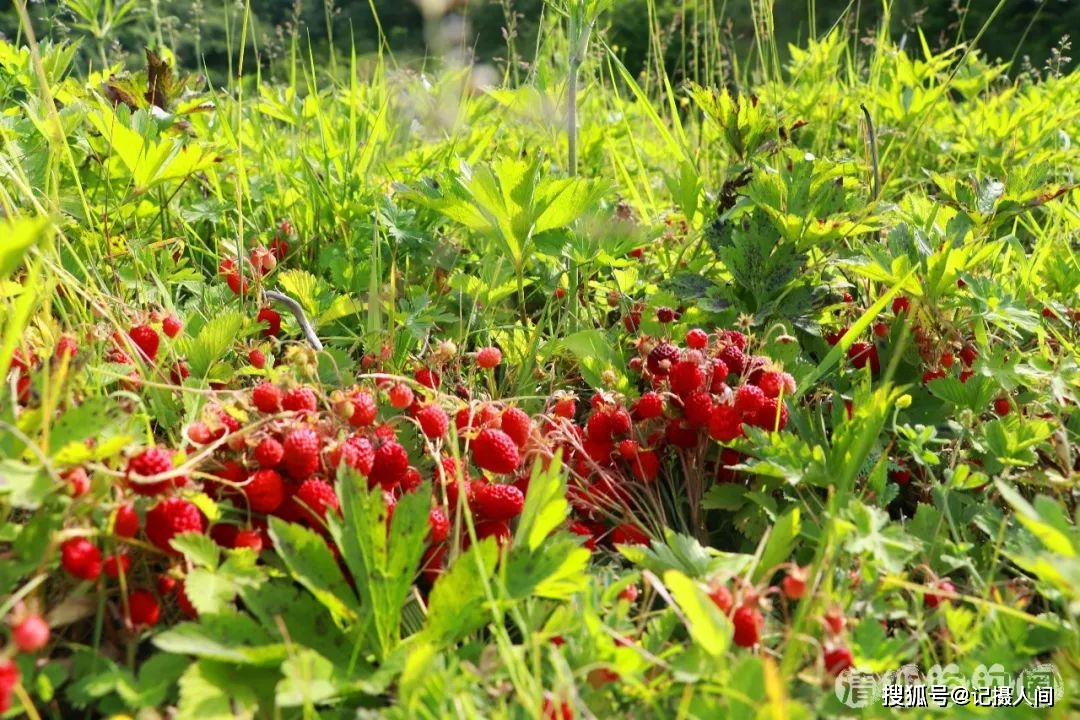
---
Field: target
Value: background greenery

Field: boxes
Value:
[1,0,1075,87]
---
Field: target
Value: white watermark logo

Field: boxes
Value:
[835,662,1064,709]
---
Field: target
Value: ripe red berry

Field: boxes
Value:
[646,342,679,376]
[782,567,807,600]
[500,407,533,447]
[959,344,978,367]
[847,341,880,373]
[892,296,910,314]
[329,435,375,477]
[162,314,183,338]
[716,344,746,377]
[472,428,522,474]
[282,386,318,413]
[924,579,955,608]
[873,322,889,338]
[251,382,283,413]
[12,614,50,652]
[113,504,140,538]
[993,397,1011,416]
[823,607,846,634]
[282,428,322,479]
[707,403,743,442]
[940,351,954,369]
[476,346,502,369]
[610,523,649,545]
[248,348,267,369]
[253,436,284,468]
[56,334,79,359]
[388,383,414,410]
[669,360,705,397]
[656,306,675,323]
[145,498,206,554]
[64,467,90,497]
[127,589,161,628]
[551,396,577,419]
[370,440,409,489]
[619,584,640,603]
[824,646,854,675]
[428,507,450,543]
[627,448,660,482]
[922,368,947,383]
[733,384,766,417]
[256,306,281,336]
[294,478,341,524]
[127,446,184,496]
[233,529,264,553]
[416,404,449,439]
[731,605,763,647]
[633,392,665,420]
[685,328,708,349]
[103,552,132,578]
[415,367,441,389]
[243,469,286,513]
[471,482,525,521]
[348,390,378,427]
[128,324,160,362]
[708,581,734,615]
[60,538,102,580]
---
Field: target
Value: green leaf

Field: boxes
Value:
[154,615,288,666]
[0,217,47,279]
[268,517,361,626]
[701,483,749,511]
[238,579,357,666]
[276,269,321,316]
[183,567,237,615]
[275,648,340,707]
[421,538,499,648]
[178,309,245,378]
[754,507,801,581]
[663,570,732,657]
[0,460,52,509]
[504,533,590,600]
[133,652,189,709]
[557,329,628,392]
[170,532,221,569]
[175,660,261,720]
[514,452,570,552]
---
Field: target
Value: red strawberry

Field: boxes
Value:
[824,646,854,675]
[551,396,576,419]
[823,607,846,634]
[252,382,283,413]
[253,436,284,468]
[707,581,734,615]
[127,589,161,627]
[586,410,613,440]
[56,334,79,359]
[472,429,521,474]
[103,552,132,579]
[145,498,206,554]
[892,296,910,314]
[472,483,525,521]
[416,404,449,439]
[60,538,102,580]
[329,434,375,477]
[682,390,714,427]
[64,467,90,497]
[656,306,675,323]
[248,348,267,369]
[733,384,766,419]
[782,567,807,600]
[472,519,513,547]
[708,403,743,442]
[294,478,340,524]
[428,507,450,543]
[162,314,183,338]
[127,447,185,496]
[847,341,880,373]
[12,614,50,652]
[993,397,1011,416]
[257,306,281,337]
[343,390,375,427]
[233,529,264,553]
[669,359,705,397]
[632,392,665,420]
[500,407,533,447]
[716,344,746,377]
[282,428,322,479]
[128,324,160,361]
[665,417,699,448]
[243,469,286,513]
[388,383,414,409]
[415,367,441,389]
[732,604,762,647]
[476,346,502,369]
[924,579,955,608]
[959,344,978,367]
[282,386,318,413]
[627,448,660,482]
[112,504,140,538]
[685,328,709,349]
[369,440,409,489]
[646,342,679,375]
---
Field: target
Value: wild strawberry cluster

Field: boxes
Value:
[48,342,550,631]
[553,318,796,548]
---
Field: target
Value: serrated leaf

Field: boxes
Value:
[421,538,499,648]
[663,570,732,657]
[238,580,357,666]
[0,215,48,280]
[754,507,801,581]
[557,329,628,392]
[179,309,244,378]
[275,649,340,707]
[504,534,589,600]
[175,660,259,720]
[0,460,52,509]
[514,453,569,552]
[275,269,321,315]
[184,567,237,615]
[154,615,287,666]
[269,518,361,626]
[170,532,221,569]
[701,483,749,510]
